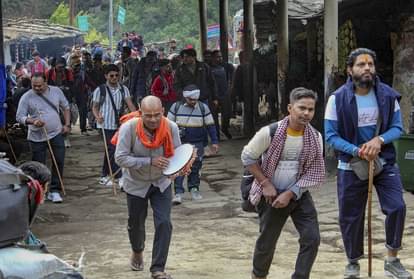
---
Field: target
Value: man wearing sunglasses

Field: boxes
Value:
[92,64,136,186]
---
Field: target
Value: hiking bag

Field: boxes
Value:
[240,122,278,212]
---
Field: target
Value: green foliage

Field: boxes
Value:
[84,28,109,46]
[86,0,242,50]
[5,0,243,52]
[49,2,69,26]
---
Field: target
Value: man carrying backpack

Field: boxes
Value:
[92,64,136,186]
[241,87,325,279]
[167,84,218,205]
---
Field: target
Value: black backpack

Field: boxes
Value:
[241,122,278,212]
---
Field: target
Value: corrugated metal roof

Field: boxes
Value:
[254,0,354,20]
[3,18,83,43]
[288,0,324,19]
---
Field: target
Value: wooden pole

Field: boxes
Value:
[37,109,66,195]
[324,0,339,173]
[109,0,114,52]
[367,160,374,277]
[69,0,76,26]
[198,0,208,57]
[276,0,289,115]
[101,127,117,196]
[2,128,17,163]
[242,0,255,137]
[219,0,229,63]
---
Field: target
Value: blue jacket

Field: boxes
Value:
[334,77,401,164]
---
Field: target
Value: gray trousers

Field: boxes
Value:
[126,185,172,273]
[253,191,320,279]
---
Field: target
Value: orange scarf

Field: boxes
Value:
[111,111,175,158]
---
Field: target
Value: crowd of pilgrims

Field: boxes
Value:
[4,33,237,143]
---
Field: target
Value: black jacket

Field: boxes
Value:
[173,61,218,102]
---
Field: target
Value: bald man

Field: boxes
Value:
[115,96,180,279]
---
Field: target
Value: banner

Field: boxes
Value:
[77,16,89,32]
[207,24,220,39]
[117,6,126,25]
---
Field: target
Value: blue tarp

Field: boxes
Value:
[0,64,6,128]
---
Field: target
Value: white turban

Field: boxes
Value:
[183,89,200,99]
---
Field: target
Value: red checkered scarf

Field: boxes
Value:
[249,116,325,205]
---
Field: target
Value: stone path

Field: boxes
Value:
[31,130,414,278]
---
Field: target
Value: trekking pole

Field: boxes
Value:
[101,127,117,196]
[2,128,18,163]
[367,160,374,277]
[37,109,66,196]
[105,167,121,184]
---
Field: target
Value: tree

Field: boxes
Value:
[84,28,109,46]
[49,2,69,26]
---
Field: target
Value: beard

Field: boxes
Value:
[352,72,376,89]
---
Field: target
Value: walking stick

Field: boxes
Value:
[367,160,374,277]
[36,112,67,196]
[2,128,18,163]
[104,167,122,185]
[101,127,117,196]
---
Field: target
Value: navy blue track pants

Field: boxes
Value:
[337,164,406,261]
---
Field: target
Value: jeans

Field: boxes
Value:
[253,191,320,279]
[76,96,88,132]
[30,133,65,193]
[126,185,173,273]
[101,129,121,178]
[174,142,204,194]
[337,164,406,261]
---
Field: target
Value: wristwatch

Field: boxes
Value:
[378,136,385,145]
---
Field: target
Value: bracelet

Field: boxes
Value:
[259,178,269,187]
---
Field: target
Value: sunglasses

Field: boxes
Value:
[109,74,119,78]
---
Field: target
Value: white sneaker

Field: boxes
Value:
[172,193,183,205]
[47,192,63,203]
[99,176,113,186]
[190,189,202,200]
[64,138,71,148]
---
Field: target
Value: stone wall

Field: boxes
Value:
[392,16,414,133]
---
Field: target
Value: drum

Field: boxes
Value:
[162,144,195,176]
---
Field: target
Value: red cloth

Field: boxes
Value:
[28,179,44,205]
[45,68,74,83]
[111,111,175,158]
[249,116,326,205]
[151,73,177,102]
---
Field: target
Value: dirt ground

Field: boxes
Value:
[31,127,414,279]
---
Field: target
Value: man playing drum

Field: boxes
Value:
[115,96,181,279]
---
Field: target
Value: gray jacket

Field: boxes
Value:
[115,118,181,197]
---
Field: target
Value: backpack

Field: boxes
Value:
[0,160,31,248]
[173,100,206,127]
[241,122,278,212]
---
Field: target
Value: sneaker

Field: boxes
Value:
[99,176,113,186]
[64,138,71,148]
[344,262,360,279]
[47,192,63,203]
[190,188,203,200]
[384,258,413,279]
[172,193,183,205]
